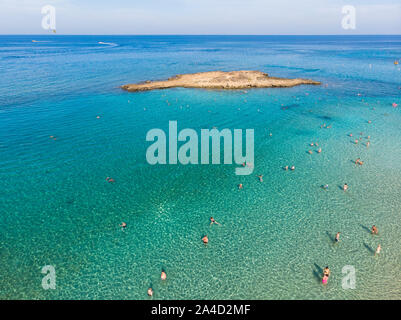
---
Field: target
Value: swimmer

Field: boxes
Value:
[106,177,115,183]
[257,175,263,182]
[317,148,322,153]
[210,217,220,226]
[120,222,127,230]
[147,287,154,296]
[349,133,353,137]
[392,103,398,108]
[308,150,313,154]
[290,166,295,171]
[202,235,209,244]
[96,116,100,119]
[323,266,330,277]
[366,141,370,148]
[238,184,243,190]
[335,232,340,242]
[322,184,329,190]
[355,139,359,144]
[375,244,381,256]
[284,166,289,171]
[161,271,167,281]
[343,183,348,191]
[368,120,372,124]
[371,225,378,235]
[310,143,314,147]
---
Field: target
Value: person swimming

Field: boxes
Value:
[323,266,330,277]
[161,271,167,281]
[343,183,348,191]
[202,235,209,244]
[147,287,154,296]
[238,184,243,190]
[210,217,220,226]
[322,184,329,190]
[335,232,340,242]
[284,166,289,171]
[257,175,263,182]
[120,222,127,230]
[290,166,295,171]
[375,244,381,256]
[106,177,115,183]
[371,225,378,235]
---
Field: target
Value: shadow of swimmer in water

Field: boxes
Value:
[145,121,254,176]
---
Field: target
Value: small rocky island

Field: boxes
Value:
[121,70,320,92]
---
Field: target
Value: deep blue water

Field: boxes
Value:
[1,35,401,299]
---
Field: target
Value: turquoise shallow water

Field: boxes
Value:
[0,35,401,299]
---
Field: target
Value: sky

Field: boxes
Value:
[0,0,400,35]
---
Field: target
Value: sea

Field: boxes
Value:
[0,35,400,299]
